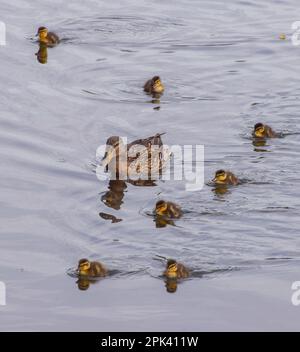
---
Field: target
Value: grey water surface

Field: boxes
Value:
[0,0,300,331]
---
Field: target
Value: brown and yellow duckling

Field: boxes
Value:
[253,123,277,138]
[36,26,60,46]
[163,259,189,280]
[213,169,239,186]
[155,200,182,219]
[77,258,107,277]
[143,76,165,94]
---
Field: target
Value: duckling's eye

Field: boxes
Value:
[155,80,160,84]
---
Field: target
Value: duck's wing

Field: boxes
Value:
[128,133,166,149]
[127,144,172,181]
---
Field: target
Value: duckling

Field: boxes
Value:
[163,259,189,280]
[77,258,107,277]
[155,200,182,219]
[253,123,277,138]
[143,76,165,94]
[213,169,239,186]
[36,26,59,46]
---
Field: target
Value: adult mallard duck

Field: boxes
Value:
[155,200,182,219]
[36,26,60,46]
[77,258,107,277]
[143,76,165,95]
[163,259,189,280]
[213,169,239,186]
[253,123,277,138]
[101,133,170,181]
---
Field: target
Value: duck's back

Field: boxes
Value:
[177,263,189,279]
[143,79,153,92]
[48,32,59,44]
[227,172,239,185]
[265,125,277,138]
[90,262,107,277]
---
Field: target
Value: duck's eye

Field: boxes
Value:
[155,80,160,84]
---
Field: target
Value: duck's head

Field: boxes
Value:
[77,258,91,275]
[253,123,265,138]
[155,200,168,216]
[152,76,164,93]
[166,259,178,279]
[213,169,227,184]
[37,26,48,41]
[101,136,124,168]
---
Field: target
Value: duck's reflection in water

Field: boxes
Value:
[212,185,230,196]
[252,138,269,152]
[76,278,97,291]
[101,180,127,210]
[35,43,48,64]
[101,179,156,211]
[165,279,178,293]
[154,216,175,228]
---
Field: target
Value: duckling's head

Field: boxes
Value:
[152,76,164,93]
[37,26,48,41]
[254,123,265,138]
[166,259,178,279]
[213,169,227,184]
[78,258,91,275]
[101,136,124,168]
[155,200,168,216]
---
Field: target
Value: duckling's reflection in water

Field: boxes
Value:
[101,180,127,210]
[252,138,269,152]
[155,216,175,228]
[151,93,162,104]
[165,279,178,293]
[76,278,93,291]
[35,43,48,64]
[212,185,230,196]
